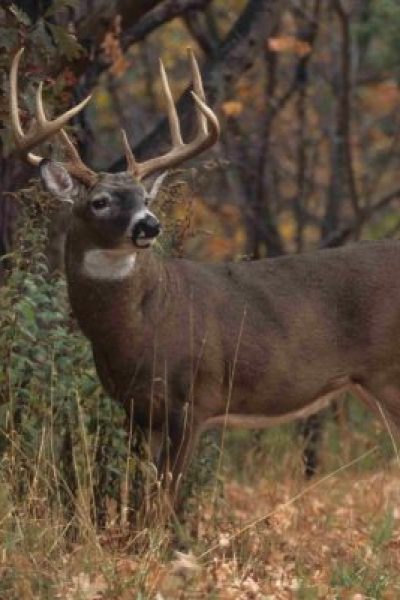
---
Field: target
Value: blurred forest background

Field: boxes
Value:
[1,0,400,597]
[2,0,400,264]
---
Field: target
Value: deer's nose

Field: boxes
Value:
[132,213,161,240]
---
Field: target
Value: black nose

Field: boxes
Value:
[133,214,161,240]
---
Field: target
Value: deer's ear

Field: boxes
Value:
[145,171,169,204]
[40,160,74,198]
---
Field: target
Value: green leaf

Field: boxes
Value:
[46,23,84,60]
[29,19,55,56]
[16,324,36,342]
[8,4,31,26]
[44,0,79,18]
[0,27,18,51]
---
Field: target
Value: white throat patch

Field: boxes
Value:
[83,249,136,281]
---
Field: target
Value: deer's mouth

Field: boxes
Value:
[133,238,151,249]
[131,230,158,249]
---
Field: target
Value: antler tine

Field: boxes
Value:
[159,59,183,147]
[188,48,207,136]
[10,48,26,145]
[57,130,97,186]
[10,49,48,166]
[190,91,220,141]
[29,82,48,166]
[121,129,138,176]
[35,81,47,126]
[9,48,97,186]
[128,49,220,182]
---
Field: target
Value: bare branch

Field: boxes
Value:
[183,7,219,57]
[320,187,400,249]
[111,0,287,170]
[77,0,213,97]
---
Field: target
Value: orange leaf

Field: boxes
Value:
[268,35,311,57]
[221,100,243,118]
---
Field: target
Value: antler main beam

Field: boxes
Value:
[122,47,220,181]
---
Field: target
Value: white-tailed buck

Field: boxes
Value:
[9,48,400,505]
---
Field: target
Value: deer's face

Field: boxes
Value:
[77,172,161,249]
[40,161,162,250]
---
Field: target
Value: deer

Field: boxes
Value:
[9,47,400,508]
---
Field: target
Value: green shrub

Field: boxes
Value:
[0,185,130,527]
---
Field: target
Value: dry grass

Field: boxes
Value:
[1,408,400,600]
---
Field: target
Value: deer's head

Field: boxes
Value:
[38,166,164,250]
[10,48,220,252]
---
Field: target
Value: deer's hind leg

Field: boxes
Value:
[351,381,400,445]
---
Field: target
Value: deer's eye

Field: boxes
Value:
[91,196,110,211]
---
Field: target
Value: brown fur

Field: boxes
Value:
[65,219,400,496]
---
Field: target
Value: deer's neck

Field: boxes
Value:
[65,223,167,343]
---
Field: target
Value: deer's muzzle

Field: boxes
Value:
[132,213,161,248]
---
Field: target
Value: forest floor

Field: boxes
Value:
[1,411,400,599]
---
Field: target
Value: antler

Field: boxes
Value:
[121,47,220,181]
[10,48,97,187]
[10,47,219,186]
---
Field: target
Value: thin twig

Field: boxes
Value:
[320,185,400,248]
[374,402,400,466]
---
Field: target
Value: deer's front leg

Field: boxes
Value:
[157,404,201,509]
